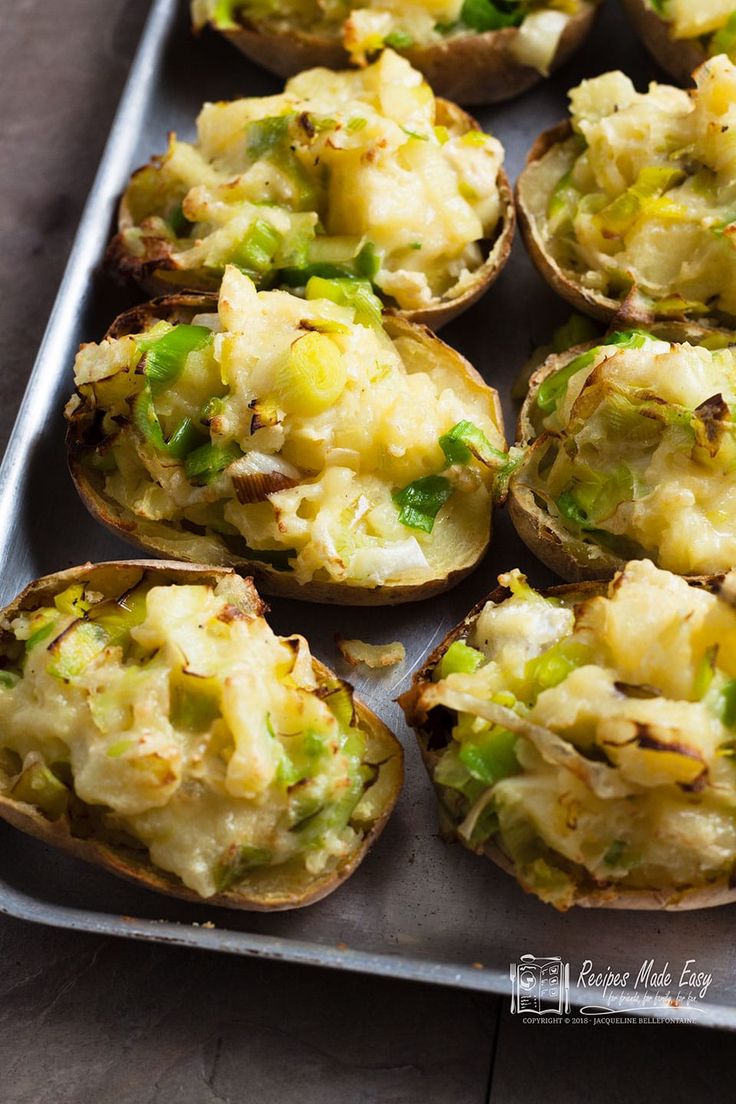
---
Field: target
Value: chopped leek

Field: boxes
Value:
[436,640,484,680]
[11,762,69,819]
[214,845,273,892]
[711,13,736,56]
[384,29,414,49]
[460,0,523,32]
[274,331,347,415]
[439,420,507,468]
[47,621,110,681]
[525,639,593,693]
[595,167,686,238]
[184,441,243,483]
[232,219,283,275]
[245,115,291,161]
[305,276,382,328]
[137,325,212,395]
[393,475,454,533]
[458,726,518,784]
[536,329,652,414]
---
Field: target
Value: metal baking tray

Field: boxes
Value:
[2,0,735,1027]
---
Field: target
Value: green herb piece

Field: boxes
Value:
[460,0,523,32]
[536,329,652,414]
[392,475,454,532]
[436,641,484,680]
[439,420,506,468]
[137,325,213,395]
[458,727,518,784]
[384,29,414,48]
[184,441,243,484]
[305,276,383,328]
[232,219,283,275]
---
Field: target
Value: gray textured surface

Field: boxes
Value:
[0,1,735,1100]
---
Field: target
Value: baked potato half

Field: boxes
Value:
[0,560,403,910]
[106,49,514,330]
[401,558,736,910]
[621,0,736,85]
[191,0,601,107]
[66,267,509,604]
[517,55,736,328]
[508,325,736,581]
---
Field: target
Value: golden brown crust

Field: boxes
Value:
[208,4,600,106]
[0,560,403,911]
[400,573,736,910]
[105,100,515,330]
[620,0,706,85]
[66,295,504,604]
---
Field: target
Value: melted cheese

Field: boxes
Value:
[431,560,736,904]
[72,266,502,588]
[527,56,736,320]
[193,0,586,73]
[0,578,364,897]
[123,49,504,309]
[533,336,736,574]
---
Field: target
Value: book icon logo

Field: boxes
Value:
[510,955,570,1015]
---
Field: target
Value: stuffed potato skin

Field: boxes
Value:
[106,59,515,331]
[620,0,707,85]
[508,326,736,582]
[196,4,601,107]
[401,563,736,910]
[66,275,507,604]
[517,57,736,329]
[0,560,403,910]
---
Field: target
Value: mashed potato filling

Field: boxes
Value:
[517,330,736,574]
[193,0,588,74]
[657,0,736,58]
[0,573,373,898]
[67,267,503,589]
[120,49,505,310]
[425,560,736,908]
[525,55,736,322]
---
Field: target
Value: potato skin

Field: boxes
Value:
[66,295,505,604]
[106,100,515,331]
[204,4,601,106]
[401,573,736,910]
[508,324,736,582]
[0,560,403,911]
[620,0,706,85]
[517,119,735,329]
